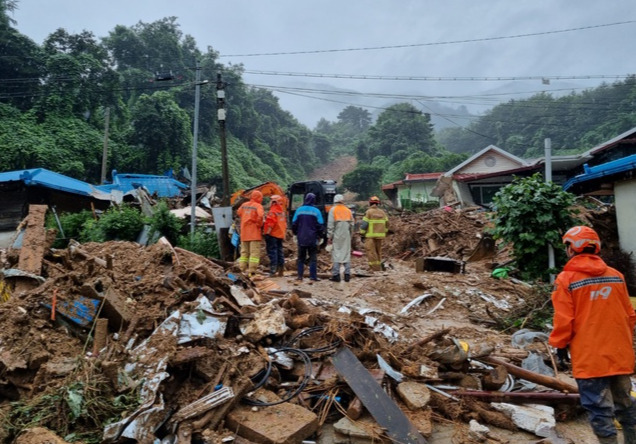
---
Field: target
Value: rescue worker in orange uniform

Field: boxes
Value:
[263,194,287,277]
[359,196,388,272]
[236,190,264,276]
[548,226,636,444]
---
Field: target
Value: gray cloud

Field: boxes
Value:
[13,0,636,127]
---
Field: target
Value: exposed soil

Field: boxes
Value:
[0,198,629,443]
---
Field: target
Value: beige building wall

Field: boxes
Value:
[614,179,636,258]
[459,152,523,174]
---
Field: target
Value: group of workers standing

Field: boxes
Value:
[235,190,388,281]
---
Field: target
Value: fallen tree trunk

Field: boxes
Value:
[480,356,578,394]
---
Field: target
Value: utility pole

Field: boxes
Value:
[217,73,230,206]
[100,107,110,184]
[545,137,555,283]
[215,73,232,261]
[190,61,203,238]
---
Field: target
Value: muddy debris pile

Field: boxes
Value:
[0,205,604,444]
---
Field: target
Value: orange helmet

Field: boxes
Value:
[270,194,283,204]
[369,196,381,205]
[562,226,601,254]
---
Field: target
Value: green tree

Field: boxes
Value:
[342,165,384,199]
[488,173,580,281]
[127,91,192,173]
[337,105,372,135]
[0,0,44,110]
[367,103,436,159]
[36,29,119,120]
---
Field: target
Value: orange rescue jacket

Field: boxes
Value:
[263,202,287,239]
[548,254,636,379]
[236,192,264,242]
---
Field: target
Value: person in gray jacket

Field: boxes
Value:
[327,194,354,282]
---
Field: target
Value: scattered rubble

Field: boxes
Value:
[0,203,629,443]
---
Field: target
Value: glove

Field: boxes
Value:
[556,348,570,368]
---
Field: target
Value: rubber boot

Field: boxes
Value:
[622,425,636,444]
[344,274,350,282]
[329,274,340,282]
[597,434,619,444]
[269,265,277,277]
[277,265,284,277]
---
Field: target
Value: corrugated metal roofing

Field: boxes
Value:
[97,172,187,198]
[563,154,636,190]
[0,168,111,199]
[0,168,187,199]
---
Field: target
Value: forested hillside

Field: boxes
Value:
[437,79,636,157]
[1,0,635,200]
[0,4,320,193]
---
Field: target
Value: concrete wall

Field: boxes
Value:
[615,179,636,257]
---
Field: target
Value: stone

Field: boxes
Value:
[396,381,431,410]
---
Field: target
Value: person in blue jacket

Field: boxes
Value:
[291,192,325,281]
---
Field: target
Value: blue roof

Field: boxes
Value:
[96,171,188,198]
[0,168,111,199]
[0,168,188,199]
[563,154,636,191]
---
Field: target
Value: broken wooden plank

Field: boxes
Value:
[172,386,235,422]
[15,205,48,293]
[480,356,578,394]
[332,347,428,444]
[230,285,256,307]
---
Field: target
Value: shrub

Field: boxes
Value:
[177,227,220,259]
[147,201,185,245]
[488,173,580,281]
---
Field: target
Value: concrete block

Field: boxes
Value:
[226,389,318,443]
[491,402,556,438]
[396,381,431,410]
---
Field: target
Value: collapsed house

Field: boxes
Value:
[1,202,629,444]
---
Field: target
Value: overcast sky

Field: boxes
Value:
[11,1,636,128]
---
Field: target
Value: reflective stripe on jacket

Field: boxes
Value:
[237,200,264,241]
[360,206,388,238]
[548,254,636,379]
[263,203,287,239]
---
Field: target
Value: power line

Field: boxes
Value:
[243,70,632,83]
[220,21,636,58]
